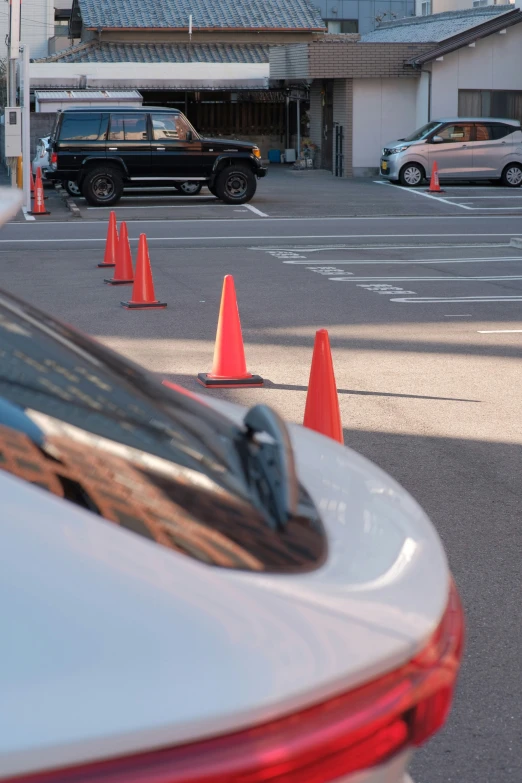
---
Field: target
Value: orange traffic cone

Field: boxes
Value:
[303,329,343,444]
[121,233,166,309]
[30,168,35,194]
[198,275,262,388]
[28,168,50,215]
[427,161,444,193]
[98,211,118,268]
[104,221,134,285]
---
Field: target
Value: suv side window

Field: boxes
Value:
[151,113,191,141]
[437,124,472,143]
[59,113,105,141]
[109,113,148,141]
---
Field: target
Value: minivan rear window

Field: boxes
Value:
[59,113,105,141]
[489,124,514,140]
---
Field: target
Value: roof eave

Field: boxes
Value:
[407,8,522,66]
[84,26,326,33]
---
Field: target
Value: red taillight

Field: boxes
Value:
[51,152,58,166]
[7,581,464,783]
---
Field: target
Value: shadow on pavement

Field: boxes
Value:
[341,427,522,783]
[261,380,479,402]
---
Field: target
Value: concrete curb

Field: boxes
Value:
[510,237,522,248]
[54,182,81,218]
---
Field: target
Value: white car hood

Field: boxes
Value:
[0,399,449,778]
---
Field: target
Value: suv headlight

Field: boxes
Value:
[252,147,261,159]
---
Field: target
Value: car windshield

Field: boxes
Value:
[403,121,442,142]
[0,291,324,572]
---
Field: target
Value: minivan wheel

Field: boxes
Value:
[215,165,256,204]
[399,163,424,187]
[82,167,123,207]
[501,164,522,188]
[65,180,81,198]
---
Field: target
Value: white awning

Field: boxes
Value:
[29,62,270,91]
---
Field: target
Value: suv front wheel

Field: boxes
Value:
[82,167,124,207]
[215,165,256,204]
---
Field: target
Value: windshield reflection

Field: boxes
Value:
[0,292,326,573]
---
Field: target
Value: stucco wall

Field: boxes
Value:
[416,70,430,128]
[352,77,418,174]
[430,23,522,118]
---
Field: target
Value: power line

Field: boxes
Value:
[0,8,64,31]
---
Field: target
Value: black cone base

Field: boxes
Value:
[97,262,116,268]
[121,300,167,310]
[104,278,134,285]
[197,373,263,388]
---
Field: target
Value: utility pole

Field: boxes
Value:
[20,44,30,210]
[7,0,21,186]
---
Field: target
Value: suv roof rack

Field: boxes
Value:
[61,106,181,113]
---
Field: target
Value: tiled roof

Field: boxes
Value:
[77,0,326,30]
[38,41,270,64]
[361,4,514,42]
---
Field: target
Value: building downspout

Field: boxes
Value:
[285,93,290,150]
[421,68,432,121]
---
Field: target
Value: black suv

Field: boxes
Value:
[48,107,267,207]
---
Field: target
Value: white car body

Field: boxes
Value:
[31,136,50,177]
[0,402,458,783]
[0,188,461,783]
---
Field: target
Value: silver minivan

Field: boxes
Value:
[380,117,522,187]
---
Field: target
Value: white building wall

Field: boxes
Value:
[430,23,522,118]
[0,0,56,61]
[352,77,418,174]
[416,0,513,16]
[416,70,430,127]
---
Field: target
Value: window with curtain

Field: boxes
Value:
[459,90,522,125]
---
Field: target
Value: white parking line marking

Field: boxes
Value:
[373,181,513,191]
[399,188,473,210]
[253,243,509,251]
[444,314,472,316]
[443,195,522,199]
[394,188,522,211]
[477,329,522,333]
[454,206,522,210]
[283,256,522,265]
[244,204,268,217]
[8,215,522,226]
[391,296,522,303]
[329,275,522,281]
[0,234,518,244]
[22,207,35,222]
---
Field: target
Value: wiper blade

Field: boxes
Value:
[241,404,299,530]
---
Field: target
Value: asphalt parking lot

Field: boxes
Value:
[65,167,522,221]
[18,166,522,223]
[2,170,522,783]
